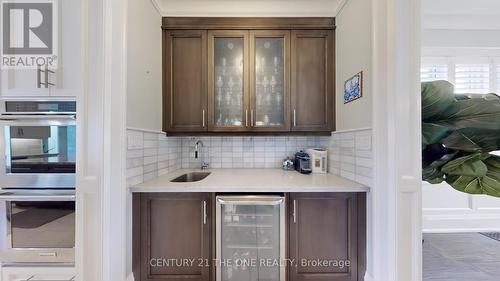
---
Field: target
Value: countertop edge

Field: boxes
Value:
[129,169,370,193]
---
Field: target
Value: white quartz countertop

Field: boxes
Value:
[130,169,369,193]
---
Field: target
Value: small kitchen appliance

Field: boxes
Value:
[294,151,312,174]
[306,148,328,174]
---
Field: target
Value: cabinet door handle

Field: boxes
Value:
[293,109,297,127]
[37,65,42,88]
[293,200,297,223]
[245,109,248,127]
[202,110,206,127]
[251,109,254,127]
[44,65,49,88]
[44,65,55,88]
[203,201,207,225]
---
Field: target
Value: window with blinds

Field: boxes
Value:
[455,64,490,94]
[421,64,448,82]
[497,64,500,92]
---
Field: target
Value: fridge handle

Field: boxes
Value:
[217,196,284,205]
[203,200,207,225]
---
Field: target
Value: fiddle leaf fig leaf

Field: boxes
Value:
[445,155,500,197]
[422,123,450,147]
[422,80,455,121]
[423,152,457,182]
[441,129,500,152]
[432,94,500,132]
[421,81,500,197]
[441,153,488,177]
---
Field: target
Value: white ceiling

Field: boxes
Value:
[422,0,500,30]
[152,0,345,17]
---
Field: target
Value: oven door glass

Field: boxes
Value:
[8,200,75,248]
[6,125,76,173]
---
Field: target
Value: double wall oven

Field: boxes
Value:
[0,100,76,264]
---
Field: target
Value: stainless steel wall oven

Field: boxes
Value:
[0,100,76,264]
[0,100,76,188]
[0,189,75,264]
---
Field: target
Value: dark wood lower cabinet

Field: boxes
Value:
[288,193,366,281]
[134,193,211,281]
[133,192,365,281]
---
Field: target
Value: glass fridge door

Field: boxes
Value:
[216,196,285,281]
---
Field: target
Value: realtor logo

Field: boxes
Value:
[1,0,58,69]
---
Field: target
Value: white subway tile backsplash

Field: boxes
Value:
[328,129,373,186]
[126,129,181,187]
[178,136,330,169]
[126,128,373,188]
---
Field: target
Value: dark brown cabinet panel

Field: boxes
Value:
[137,193,211,281]
[291,30,334,132]
[288,193,365,281]
[162,18,336,135]
[134,191,366,281]
[164,30,208,132]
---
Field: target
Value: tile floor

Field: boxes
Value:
[423,233,500,281]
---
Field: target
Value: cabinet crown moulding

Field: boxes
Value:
[161,17,336,30]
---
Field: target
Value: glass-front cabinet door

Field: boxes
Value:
[208,31,249,131]
[250,31,290,131]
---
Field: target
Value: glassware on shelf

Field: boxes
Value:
[254,37,285,127]
[262,76,269,93]
[213,37,244,127]
[270,76,277,93]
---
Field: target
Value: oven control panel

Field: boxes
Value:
[4,101,76,113]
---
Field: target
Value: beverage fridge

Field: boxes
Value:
[216,195,286,281]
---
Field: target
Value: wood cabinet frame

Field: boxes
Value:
[249,30,291,132]
[290,30,335,132]
[163,30,208,132]
[136,193,212,281]
[207,30,250,132]
[162,17,335,135]
[133,192,366,281]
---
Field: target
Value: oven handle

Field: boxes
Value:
[0,114,76,121]
[0,194,75,202]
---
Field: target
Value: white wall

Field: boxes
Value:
[154,0,341,17]
[126,0,163,131]
[335,0,373,131]
[421,0,500,232]
[336,0,374,279]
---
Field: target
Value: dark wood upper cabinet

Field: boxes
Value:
[291,30,334,132]
[249,30,291,132]
[138,193,211,281]
[288,193,364,281]
[208,30,250,132]
[163,30,208,132]
[162,18,335,134]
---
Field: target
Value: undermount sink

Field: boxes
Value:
[170,172,211,183]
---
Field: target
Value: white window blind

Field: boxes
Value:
[497,64,500,92]
[455,64,490,94]
[421,64,448,82]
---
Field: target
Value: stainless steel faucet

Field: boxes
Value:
[194,140,209,170]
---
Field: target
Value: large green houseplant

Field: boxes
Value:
[422,80,500,197]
